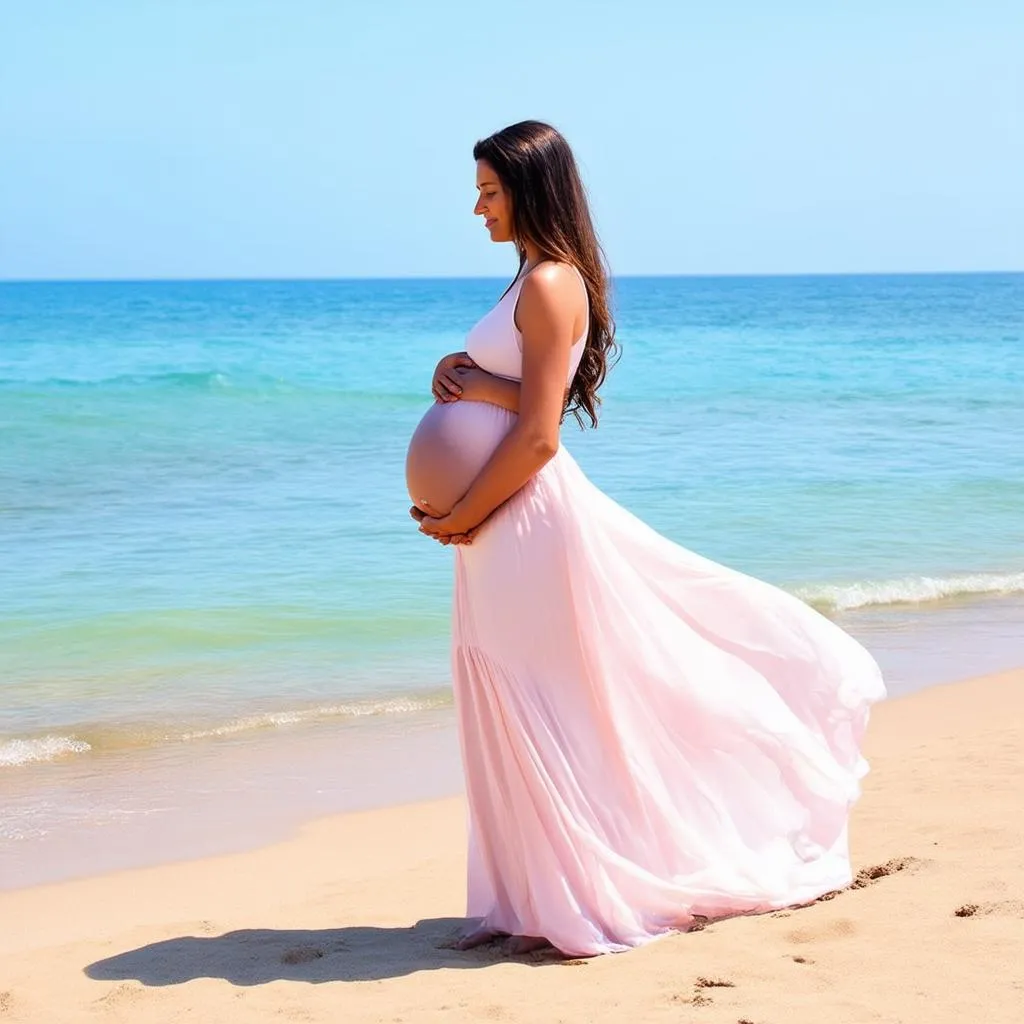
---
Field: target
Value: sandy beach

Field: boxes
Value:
[1,666,1021,1023]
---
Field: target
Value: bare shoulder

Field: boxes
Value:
[523,260,579,297]
[518,262,583,325]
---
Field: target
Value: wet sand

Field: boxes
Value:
[4,595,1021,893]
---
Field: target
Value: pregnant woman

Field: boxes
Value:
[406,120,886,958]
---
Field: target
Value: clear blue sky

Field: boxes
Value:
[1,1,1020,279]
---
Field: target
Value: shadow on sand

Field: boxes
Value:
[85,918,572,986]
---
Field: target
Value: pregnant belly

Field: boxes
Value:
[406,400,516,515]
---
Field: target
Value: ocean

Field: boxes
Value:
[2,272,1022,887]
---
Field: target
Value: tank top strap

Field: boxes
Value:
[568,263,590,348]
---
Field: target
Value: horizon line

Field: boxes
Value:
[1,268,1022,286]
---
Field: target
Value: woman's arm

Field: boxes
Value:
[448,367,522,412]
[418,264,578,537]
[449,366,568,414]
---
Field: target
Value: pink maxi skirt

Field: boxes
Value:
[451,421,885,957]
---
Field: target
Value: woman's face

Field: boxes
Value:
[474,159,513,243]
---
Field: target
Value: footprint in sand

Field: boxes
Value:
[0,991,13,1015]
[671,976,737,1008]
[849,856,925,889]
[93,983,146,1008]
[953,899,1024,918]
[797,856,926,909]
[773,860,926,946]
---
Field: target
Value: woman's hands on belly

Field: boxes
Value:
[448,366,523,412]
[431,349,525,413]
[436,359,567,416]
[409,355,568,545]
[405,399,517,523]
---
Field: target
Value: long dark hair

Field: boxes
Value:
[473,120,618,428]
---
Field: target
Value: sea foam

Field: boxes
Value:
[0,734,92,767]
[178,694,449,741]
[0,692,452,768]
[796,571,1024,612]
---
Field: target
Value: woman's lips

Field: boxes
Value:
[485,219,496,228]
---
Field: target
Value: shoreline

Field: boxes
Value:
[0,707,465,893]
[3,594,1023,892]
[1,666,1021,1022]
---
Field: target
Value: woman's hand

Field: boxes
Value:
[432,352,478,403]
[405,501,481,544]
[449,366,497,404]
[418,501,480,544]
[432,353,529,413]
[455,365,533,414]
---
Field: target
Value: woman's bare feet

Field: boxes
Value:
[505,934,552,955]
[454,924,506,950]
[454,923,553,955]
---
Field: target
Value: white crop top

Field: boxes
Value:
[465,263,589,383]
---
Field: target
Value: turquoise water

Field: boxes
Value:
[2,273,1022,773]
